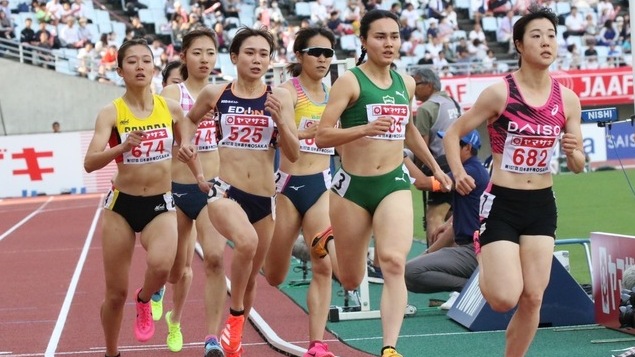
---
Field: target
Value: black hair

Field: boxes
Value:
[162,60,182,86]
[228,26,275,59]
[512,4,558,66]
[285,27,336,77]
[179,27,218,80]
[356,9,400,66]
[116,38,152,69]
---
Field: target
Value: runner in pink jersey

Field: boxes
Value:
[443,5,585,357]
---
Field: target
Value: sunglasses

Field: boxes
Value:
[301,47,334,58]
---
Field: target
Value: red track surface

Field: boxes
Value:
[0,195,372,357]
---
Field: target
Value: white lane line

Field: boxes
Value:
[45,196,103,357]
[0,196,53,242]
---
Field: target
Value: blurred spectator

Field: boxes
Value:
[71,0,89,20]
[497,10,514,53]
[471,0,488,25]
[150,37,165,66]
[128,16,146,39]
[164,0,176,21]
[566,43,582,70]
[433,50,450,69]
[0,10,14,40]
[59,2,75,23]
[77,41,96,77]
[94,32,108,55]
[213,22,228,52]
[445,4,459,30]
[20,18,38,44]
[52,121,61,133]
[123,0,148,17]
[488,0,511,17]
[389,2,401,17]
[439,65,454,78]
[584,40,599,61]
[0,0,9,18]
[100,44,117,70]
[437,16,455,43]
[59,17,85,48]
[582,13,598,46]
[425,35,444,59]
[426,18,439,39]
[342,0,362,31]
[45,0,63,22]
[565,6,585,37]
[254,0,271,28]
[418,50,434,65]
[311,0,329,26]
[327,10,348,36]
[78,17,92,43]
[481,48,496,72]
[597,19,618,46]
[270,1,285,25]
[171,1,188,21]
[607,43,623,65]
[401,2,420,28]
[95,64,114,84]
[468,37,488,60]
[468,22,487,45]
[428,0,446,20]
[34,31,54,68]
[33,2,52,23]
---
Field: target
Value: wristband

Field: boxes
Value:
[431,177,442,192]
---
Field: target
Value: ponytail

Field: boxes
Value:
[356,47,367,66]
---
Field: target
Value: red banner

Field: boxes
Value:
[591,232,635,333]
[439,67,634,108]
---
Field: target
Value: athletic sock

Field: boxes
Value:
[229,308,244,316]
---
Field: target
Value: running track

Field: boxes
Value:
[0,194,372,357]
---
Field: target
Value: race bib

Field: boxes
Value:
[500,134,557,174]
[330,168,352,197]
[299,117,334,155]
[121,128,172,164]
[194,118,218,152]
[218,113,275,150]
[365,104,409,141]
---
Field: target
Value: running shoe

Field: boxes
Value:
[204,336,225,357]
[614,347,635,357]
[311,226,333,259]
[165,311,183,352]
[367,263,384,284]
[440,291,460,310]
[381,347,403,357]
[303,341,335,357]
[134,288,155,342]
[220,315,244,355]
[151,285,165,321]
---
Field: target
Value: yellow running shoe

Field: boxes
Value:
[311,226,333,259]
[150,286,165,321]
[381,347,403,357]
[165,311,183,352]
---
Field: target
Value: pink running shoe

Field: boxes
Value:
[134,288,155,342]
[303,342,335,357]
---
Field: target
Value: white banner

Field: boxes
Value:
[0,131,116,198]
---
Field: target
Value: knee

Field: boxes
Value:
[204,251,224,275]
[339,276,362,291]
[485,293,520,313]
[404,264,427,293]
[378,253,406,278]
[263,268,285,287]
[310,258,333,279]
[517,290,544,312]
[232,232,258,258]
[104,287,127,307]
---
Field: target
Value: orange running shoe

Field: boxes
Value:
[311,226,333,259]
[220,315,244,354]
